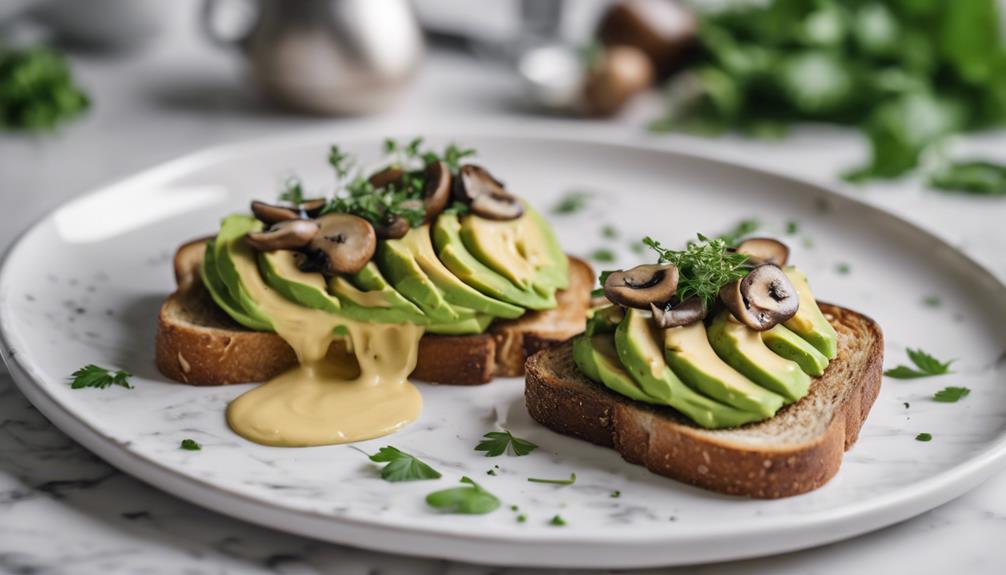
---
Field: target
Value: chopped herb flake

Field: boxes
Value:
[933,386,971,403]
[916,433,933,442]
[527,473,576,486]
[552,191,591,215]
[425,476,500,515]
[549,514,567,526]
[474,431,539,457]
[180,439,201,451]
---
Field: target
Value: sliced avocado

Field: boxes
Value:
[331,262,427,321]
[762,324,830,377]
[783,268,839,359]
[585,304,625,336]
[259,251,428,325]
[664,322,785,418]
[574,334,662,404]
[376,234,460,323]
[398,225,523,319]
[201,239,272,331]
[708,311,811,403]
[427,311,494,335]
[460,206,567,295]
[615,308,763,429]
[212,214,274,329]
[432,213,555,310]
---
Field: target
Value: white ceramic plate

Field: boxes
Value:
[3,128,1006,569]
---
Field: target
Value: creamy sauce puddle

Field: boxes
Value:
[226,242,424,447]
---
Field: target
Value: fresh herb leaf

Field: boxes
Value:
[278,177,305,206]
[590,248,617,263]
[367,446,441,482]
[486,468,497,476]
[442,201,470,216]
[422,143,477,173]
[69,364,132,390]
[474,431,539,457]
[921,295,942,308]
[0,47,89,131]
[928,160,1006,196]
[915,432,933,442]
[643,234,749,305]
[835,262,851,275]
[933,386,971,403]
[425,476,500,515]
[552,191,591,215]
[549,514,567,526]
[180,439,202,451]
[601,225,619,239]
[516,513,527,523]
[884,348,954,379]
[610,490,621,498]
[715,219,759,247]
[527,473,576,486]
[785,221,799,235]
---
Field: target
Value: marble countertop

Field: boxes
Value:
[3,3,1006,573]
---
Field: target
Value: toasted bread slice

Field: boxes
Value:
[524,304,883,498]
[156,238,593,386]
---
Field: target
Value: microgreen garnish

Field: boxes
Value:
[552,191,591,215]
[884,348,954,379]
[643,234,749,305]
[933,386,971,403]
[425,476,500,515]
[0,47,89,131]
[69,364,132,390]
[366,446,441,482]
[422,142,477,173]
[278,176,305,206]
[591,269,617,298]
[321,144,426,228]
[474,431,539,457]
[916,433,933,442]
[590,248,617,263]
[714,219,759,247]
[549,514,567,526]
[180,439,202,451]
[527,473,576,486]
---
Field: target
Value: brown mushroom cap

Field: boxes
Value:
[245,219,320,252]
[308,214,377,275]
[372,214,411,240]
[650,296,707,329]
[603,263,679,309]
[596,0,698,77]
[581,45,655,117]
[718,264,799,331]
[300,198,327,218]
[736,237,789,267]
[454,164,506,203]
[422,161,452,221]
[251,201,299,225]
[368,166,404,189]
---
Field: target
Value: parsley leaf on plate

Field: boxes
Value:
[425,476,500,515]
[69,364,132,390]
[180,439,202,451]
[367,446,441,482]
[933,386,971,403]
[915,433,933,442]
[474,431,539,457]
[883,348,954,379]
[527,473,576,486]
[928,160,1006,196]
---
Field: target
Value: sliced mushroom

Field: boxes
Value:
[454,164,506,203]
[422,161,452,221]
[735,237,789,267]
[372,214,411,240]
[300,198,327,217]
[368,166,404,189]
[245,219,319,252]
[581,45,655,117]
[650,296,707,328]
[603,263,679,309]
[596,0,698,77]
[308,214,377,275]
[470,192,524,220]
[718,264,799,331]
[251,201,299,225]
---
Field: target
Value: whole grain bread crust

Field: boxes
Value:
[156,238,593,386]
[524,304,883,499]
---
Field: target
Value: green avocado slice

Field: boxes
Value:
[200,238,273,331]
[426,312,494,335]
[762,324,830,377]
[615,308,763,429]
[211,214,274,329]
[663,322,785,418]
[376,234,460,323]
[574,333,662,404]
[783,268,839,359]
[526,204,569,291]
[398,225,523,319]
[432,213,555,310]
[708,311,811,403]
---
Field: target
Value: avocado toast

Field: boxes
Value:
[154,140,592,446]
[525,235,883,498]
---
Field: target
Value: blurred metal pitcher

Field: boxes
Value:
[203,0,424,115]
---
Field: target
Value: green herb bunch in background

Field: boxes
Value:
[0,46,89,131]
[652,0,1006,186]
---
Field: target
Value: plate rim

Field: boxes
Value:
[3,122,1006,567]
